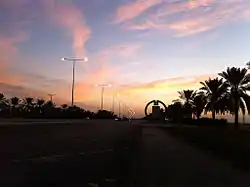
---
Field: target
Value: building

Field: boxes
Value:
[152,105,161,119]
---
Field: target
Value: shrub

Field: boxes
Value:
[183,117,228,127]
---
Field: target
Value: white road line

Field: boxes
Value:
[11,147,130,163]
[87,183,99,187]
[105,178,116,182]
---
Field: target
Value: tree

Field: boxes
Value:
[219,67,250,128]
[36,98,45,115]
[61,104,69,110]
[193,92,207,119]
[0,93,6,109]
[10,97,20,116]
[10,97,20,107]
[200,78,228,120]
[167,101,184,122]
[0,93,7,116]
[246,61,250,69]
[178,90,196,105]
[23,97,35,113]
[178,90,196,118]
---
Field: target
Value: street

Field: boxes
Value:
[1,120,250,187]
[0,120,141,187]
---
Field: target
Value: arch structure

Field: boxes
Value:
[144,100,167,117]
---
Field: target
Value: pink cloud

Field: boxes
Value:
[0,0,91,57]
[120,0,250,37]
[0,32,28,57]
[43,0,91,57]
[113,0,164,23]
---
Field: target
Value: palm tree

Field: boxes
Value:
[178,90,196,118]
[193,92,207,119]
[246,61,250,69]
[0,93,7,116]
[36,98,45,114]
[23,97,34,113]
[0,93,5,102]
[219,67,250,128]
[200,77,228,120]
[0,93,6,109]
[10,97,20,108]
[10,97,20,116]
[178,90,196,105]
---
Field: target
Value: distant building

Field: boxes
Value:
[152,105,161,119]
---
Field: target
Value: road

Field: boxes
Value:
[1,120,250,187]
[0,120,141,187]
[136,126,250,187]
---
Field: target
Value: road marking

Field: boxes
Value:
[105,178,116,182]
[87,183,99,187]
[11,147,130,163]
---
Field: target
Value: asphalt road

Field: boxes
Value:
[0,120,141,187]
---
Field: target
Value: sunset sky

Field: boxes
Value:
[0,0,250,117]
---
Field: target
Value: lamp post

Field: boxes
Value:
[112,94,115,113]
[48,93,56,103]
[95,84,112,110]
[117,93,122,118]
[61,57,88,106]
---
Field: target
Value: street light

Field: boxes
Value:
[95,84,112,110]
[117,93,122,118]
[61,57,88,106]
[48,93,56,103]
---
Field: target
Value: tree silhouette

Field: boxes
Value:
[200,78,228,120]
[61,104,69,109]
[36,98,46,115]
[9,97,20,117]
[0,93,6,106]
[178,90,196,118]
[0,93,117,119]
[23,97,35,114]
[193,92,207,119]
[167,101,184,122]
[219,67,250,128]
[246,61,250,69]
[178,90,196,105]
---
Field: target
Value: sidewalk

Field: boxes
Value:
[135,127,250,187]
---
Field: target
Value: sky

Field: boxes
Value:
[0,0,250,118]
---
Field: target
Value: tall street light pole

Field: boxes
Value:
[48,93,56,103]
[112,94,115,113]
[95,84,112,110]
[61,57,88,107]
[117,93,121,118]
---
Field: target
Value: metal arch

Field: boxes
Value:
[144,100,167,117]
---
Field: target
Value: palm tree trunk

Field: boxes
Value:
[234,105,239,129]
[234,97,239,129]
[234,110,239,129]
[212,110,215,120]
[196,111,200,119]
